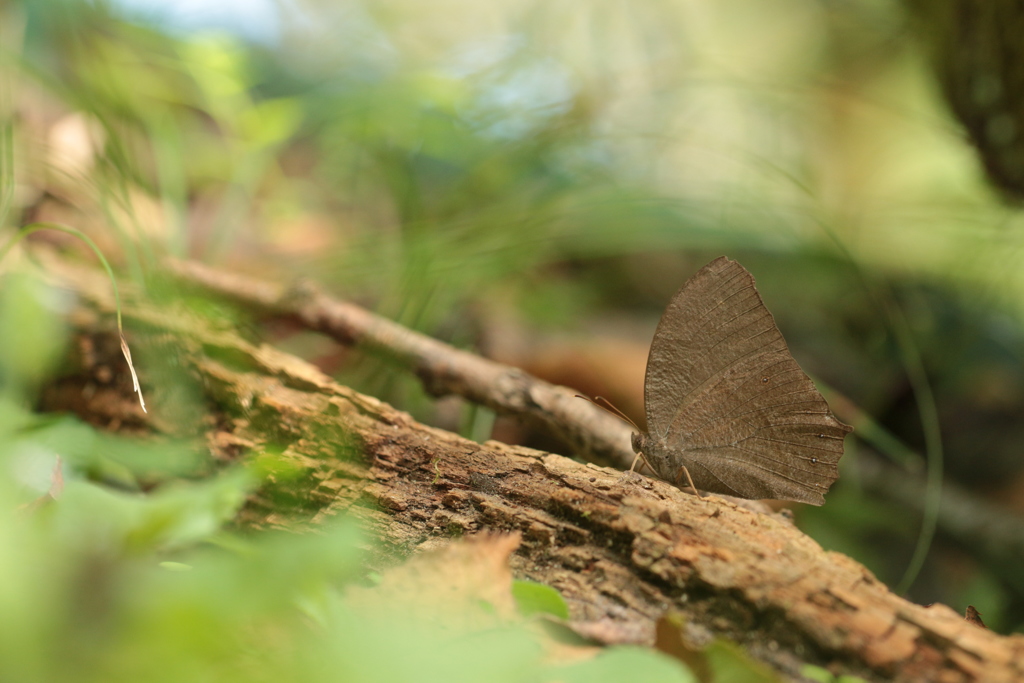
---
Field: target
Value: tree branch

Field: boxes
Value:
[164,258,634,470]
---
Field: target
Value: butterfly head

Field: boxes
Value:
[630,431,676,481]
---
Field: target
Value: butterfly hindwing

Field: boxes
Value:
[642,257,852,504]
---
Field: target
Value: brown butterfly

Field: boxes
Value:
[586,257,852,505]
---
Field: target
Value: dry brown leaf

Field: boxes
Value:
[345,532,609,667]
[346,532,522,631]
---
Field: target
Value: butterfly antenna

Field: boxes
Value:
[575,394,641,432]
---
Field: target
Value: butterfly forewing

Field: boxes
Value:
[642,257,852,504]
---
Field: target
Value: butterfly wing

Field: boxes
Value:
[643,257,852,504]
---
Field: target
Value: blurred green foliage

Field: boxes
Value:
[0,0,1022,665]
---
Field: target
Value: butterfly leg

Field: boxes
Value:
[629,450,657,476]
[628,452,642,471]
[618,451,654,485]
[674,465,705,499]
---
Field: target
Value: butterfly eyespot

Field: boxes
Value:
[811,457,818,464]
[761,377,769,383]
[818,434,825,438]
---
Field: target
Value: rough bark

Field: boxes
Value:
[36,254,1024,683]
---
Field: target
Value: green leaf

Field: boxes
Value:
[0,272,68,394]
[551,646,696,683]
[158,561,193,572]
[49,467,253,554]
[705,641,781,682]
[801,663,836,682]
[511,579,569,619]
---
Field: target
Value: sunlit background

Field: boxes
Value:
[2,0,1023,678]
